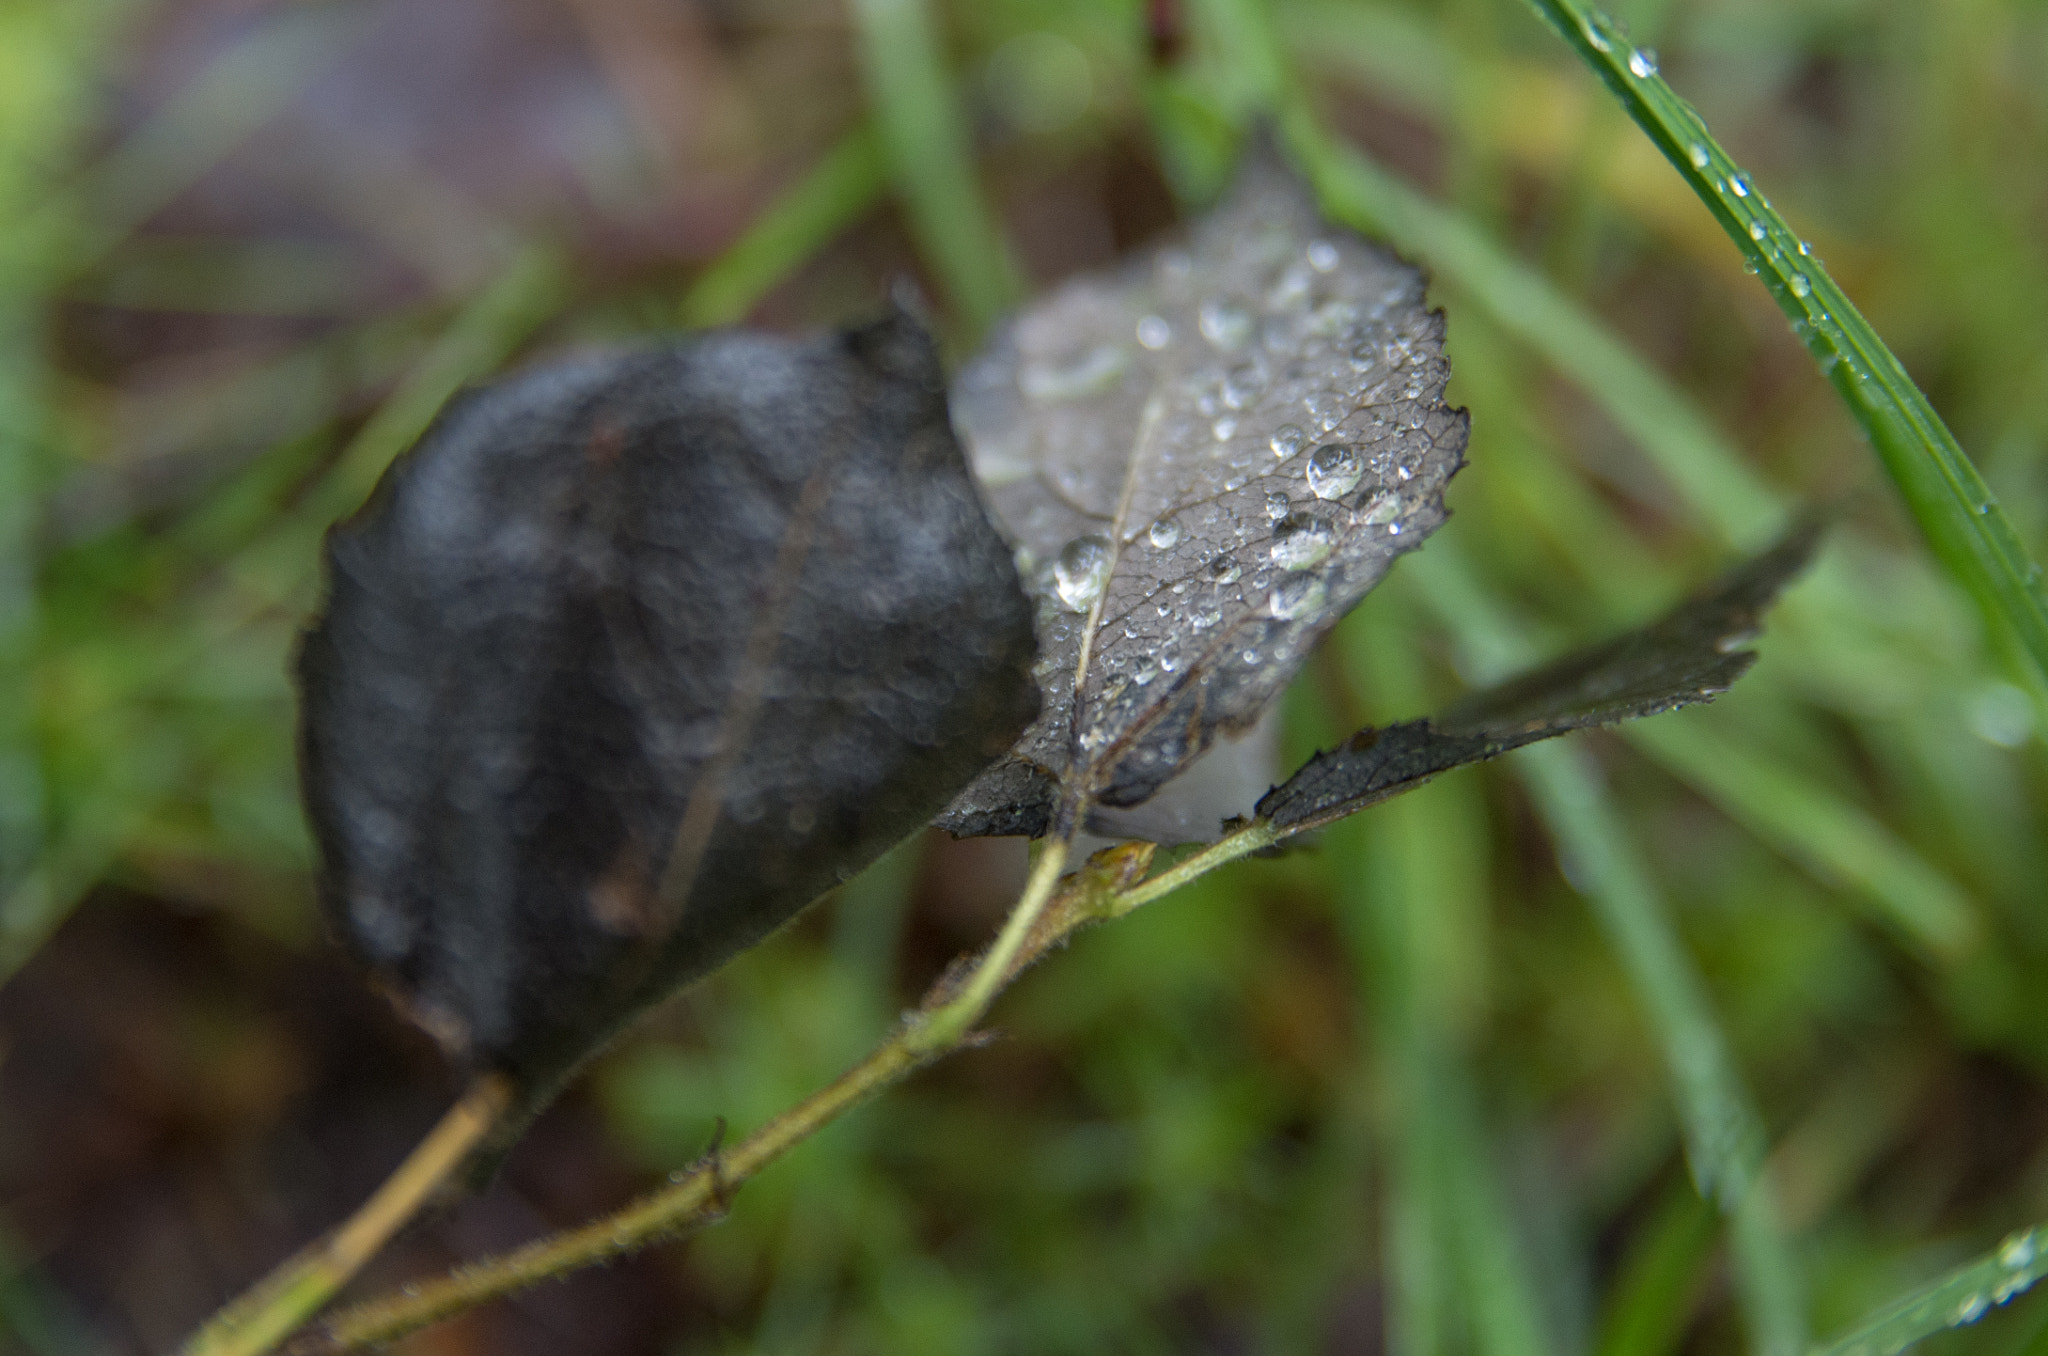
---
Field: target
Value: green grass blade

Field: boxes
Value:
[7,6,377,287]
[1520,0,2048,683]
[228,246,572,604]
[1163,20,1808,1344]
[1335,598,1496,1356]
[1622,715,1981,963]
[1441,1064,1557,1356]
[1290,125,1782,549]
[1595,1186,1718,1356]
[1412,542,1806,1356]
[851,0,1025,335]
[1812,1227,2048,1356]
[1517,741,1804,1356]
[680,124,889,329]
[0,0,135,905]
[1,249,566,987]
[1186,0,1783,547]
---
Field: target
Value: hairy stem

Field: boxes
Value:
[180,1074,511,1356]
[906,832,1071,1053]
[292,840,1158,1354]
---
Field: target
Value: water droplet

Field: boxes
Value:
[1995,1275,2029,1305]
[1742,259,1759,275]
[1020,344,1129,400]
[1198,298,1253,350]
[2001,1231,2038,1270]
[1271,512,1337,570]
[1715,626,1761,655]
[1207,553,1243,584]
[1306,239,1339,271]
[1687,142,1709,169]
[1148,516,1183,550]
[1269,574,1327,619]
[1628,47,1658,78]
[1221,363,1265,409]
[1748,220,1766,242]
[1307,299,1357,336]
[1584,17,1612,52]
[1054,534,1111,611]
[1957,1293,1990,1324]
[1305,443,1364,499]
[1240,648,1261,665]
[1798,238,1812,256]
[1130,656,1158,686]
[1270,423,1306,459]
[1360,490,1403,526]
[1790,273,1811,297]
[1136,314,1171,349]
[1212,415,1238,441]
[1189,607,1219,631]
[1727,172,1751,197]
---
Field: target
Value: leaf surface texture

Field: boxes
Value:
[298,313,1039,1095]
[941,153,1469,837]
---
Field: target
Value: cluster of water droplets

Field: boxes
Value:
[959,166,1468,801]
[1580,3,1845,381]
[1836,1225,2048,1356]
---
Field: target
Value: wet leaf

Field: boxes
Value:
[1257,524,1821,834]
[939,148,1469,839]
[297,310,1039,1097]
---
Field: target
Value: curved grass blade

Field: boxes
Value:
[1812,1226,2048,1356]
[1175,0,1783,548]
[1292,125,1781,549]
[680,124,888,329]
[851,0,1025,334]
[0,250,567,990]
[1622,716,1980,963]
[1408,539,1808,1356]
[1521,741,1805,1356]
[5,5,378,288]
[1520,0,2048,684]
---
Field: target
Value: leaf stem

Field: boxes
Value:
[179,1074,511,1356]
[1106,818,1280,916]
[298,1040,927,1354]
[906,833,1073,1053]
[297,842,1156,1354]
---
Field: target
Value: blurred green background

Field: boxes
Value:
[3,0,2047,1352]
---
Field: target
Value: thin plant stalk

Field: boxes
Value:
[180,1076,512,1356]
[288,843,1157,1354]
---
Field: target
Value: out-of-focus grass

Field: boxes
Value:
[7,0,2048,1352]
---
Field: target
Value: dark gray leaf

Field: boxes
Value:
[297,310,1039,1099]
[1257,524,1821,834]
[939,148,1469,838]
